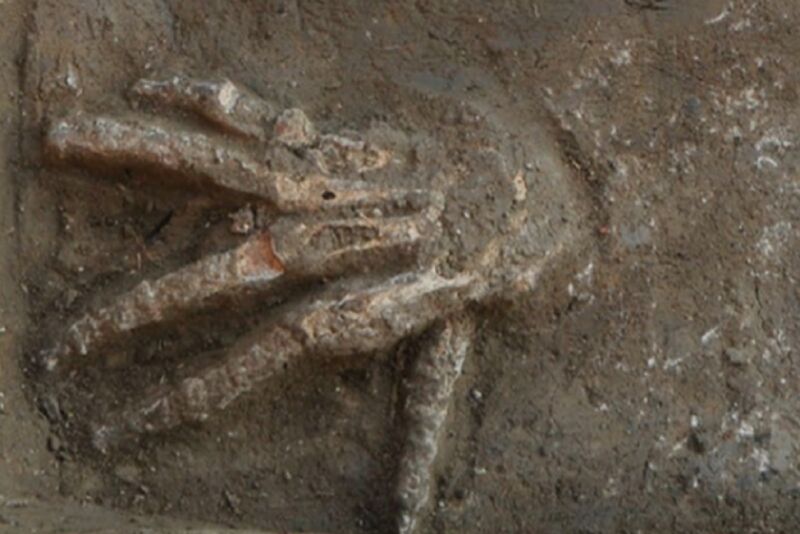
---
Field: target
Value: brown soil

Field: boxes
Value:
[4,1,800,533]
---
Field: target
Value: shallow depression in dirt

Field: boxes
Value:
[3,1,800,533]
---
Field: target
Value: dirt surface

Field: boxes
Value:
[4,0,800,532]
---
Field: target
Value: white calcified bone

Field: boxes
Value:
[131,75,276,139]
[92,270,480,448]
[42,209,441,372]
[41,74,554,534]
[396,315,474,534]
[46,114,426,213]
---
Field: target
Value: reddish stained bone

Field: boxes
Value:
[42,233,285,371]
[45,114,428,212]
[242,231,285,274]
[44,212,434,372]
[45,114,279,200]
[131,76,276,140]
[131,75,392,172]
[132,76,392,170]
[93,271,481,448]
[40,76,516,534]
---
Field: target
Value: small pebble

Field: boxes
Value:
[62,289,80,309]
[47,435,61,453]
[724,347,750,366]
[65,63,81,94]
[114,464,141,484]
[223,489,240,513]
[228,206,255,235]
[39,395,62,424]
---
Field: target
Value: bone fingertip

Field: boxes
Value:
[273,108,317,149]
[43,119,76,161]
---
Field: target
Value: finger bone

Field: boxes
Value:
[131,75,275,139]
[42,232,284,371]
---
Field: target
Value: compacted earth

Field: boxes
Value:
[3,1,800,532]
